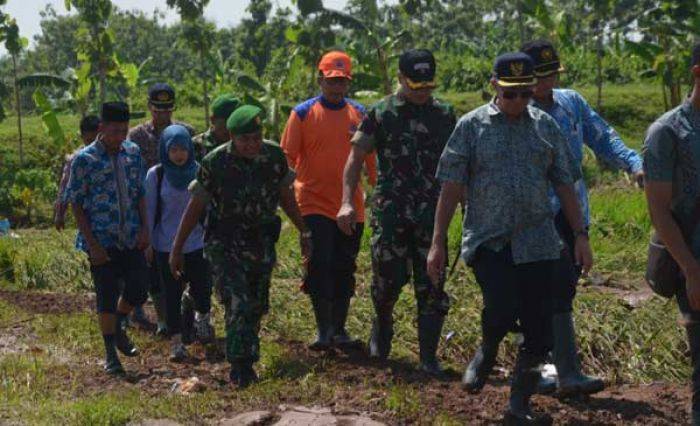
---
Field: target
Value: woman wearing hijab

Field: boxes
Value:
[145,124,214,361]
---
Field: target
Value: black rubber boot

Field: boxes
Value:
[331,296,360,348]
[181,290,195,344]
[504,352,552,425]
[417,314,445,376]
[552,312,604,396]
[152,292,168,337]
[368,310,393,360]
[309,296,333,351]
[462,343,499,393]
[115,314,138,357]
[686,322,700,425]
[103,335,125,376]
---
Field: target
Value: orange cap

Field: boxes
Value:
[318,51,352,79]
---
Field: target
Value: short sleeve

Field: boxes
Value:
[66,154,89,206]
[643,121,676,182]
[280,111,303,168]
[351,108,379,152]
[435,117,471,185]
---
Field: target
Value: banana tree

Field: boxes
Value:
[625,0,700,109]
[234,49,303,140]
[167,0,214,129]
[1,16,29,166]
[65,0,118,106]
[292,0,408,95]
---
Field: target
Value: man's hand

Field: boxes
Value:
[574,235,594,275]
[144,246,154,265]
[136,228,149,251]
[169,250,184,280]
[427,242,446,286]
[88,243,110,266]
[336,203,357,236]
[300,234,313,262]
[632,170,645,189]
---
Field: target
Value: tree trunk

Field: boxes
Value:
[661,80,669,111]
[99,59,107,106]
[377,48,391,95]
[200,47,210,130]
[596,34,604,110]
[517,1,526,46]
[11,53,23,167]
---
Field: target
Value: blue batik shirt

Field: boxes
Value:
[532,89,642,225]
[66,139,146,252]
[437,102,580,265]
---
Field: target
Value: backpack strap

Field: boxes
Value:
[153,165,164,232]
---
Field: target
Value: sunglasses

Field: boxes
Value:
[502,90,534,100]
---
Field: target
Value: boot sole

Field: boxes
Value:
[558,381,605,398]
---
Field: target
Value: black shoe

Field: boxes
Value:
[115,325,138,357]
[503,409,553,425]
[309,297,333,351]
[368,314,393,360]
[462,345,498,393]
[104,357,125,376]
[417,314,445,377]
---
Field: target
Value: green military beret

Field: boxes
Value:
[227,105,264,135]
[211,94,240,119]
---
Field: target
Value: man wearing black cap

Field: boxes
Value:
[128,82,195,334]
[644,43,700,426]
[66,102,150,376]
[427,52,592,424]
[517,39,643,396]
[338,49,456,375]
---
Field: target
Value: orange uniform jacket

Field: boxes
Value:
[281,96,376,223]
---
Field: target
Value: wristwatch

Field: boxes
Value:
[301,231,312,239]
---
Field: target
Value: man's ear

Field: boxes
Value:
[693,64,700,79]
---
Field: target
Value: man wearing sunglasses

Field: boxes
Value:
[128,83,196,335]
[338,49,456,375]
[428,52,592,424]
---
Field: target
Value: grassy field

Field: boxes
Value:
[0,84,691,424]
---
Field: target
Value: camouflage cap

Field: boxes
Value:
[226,105,263,135]
[211,94,241,119]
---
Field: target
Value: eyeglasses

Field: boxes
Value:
[502,90,534,100]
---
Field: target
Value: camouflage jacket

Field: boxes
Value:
[352,92,456,226]
[189,140,295,244]
[193,129,229,163]
[128,120,196,169]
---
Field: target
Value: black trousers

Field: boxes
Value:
[472,246,555,359]
[303,215,363,302]
[156,249,213,334]
[90,248,149,313]
[551,211,581,314]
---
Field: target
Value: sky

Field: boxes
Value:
[1,0,348,55]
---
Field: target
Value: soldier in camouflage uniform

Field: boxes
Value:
[170,105,312,387]
[193,94,240,162]
[338,49,456,375]
[127,83,195,334]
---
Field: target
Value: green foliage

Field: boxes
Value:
[9,168,57,223]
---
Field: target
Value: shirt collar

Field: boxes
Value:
[488,98,533,121]
[319,95,347,110]
[95,137,125,156]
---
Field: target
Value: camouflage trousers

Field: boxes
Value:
[370,220,450,318]
[205,242,275,365]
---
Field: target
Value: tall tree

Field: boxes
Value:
[0,4,29,165]
[66,0,118,106]
[166,0,214,128]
